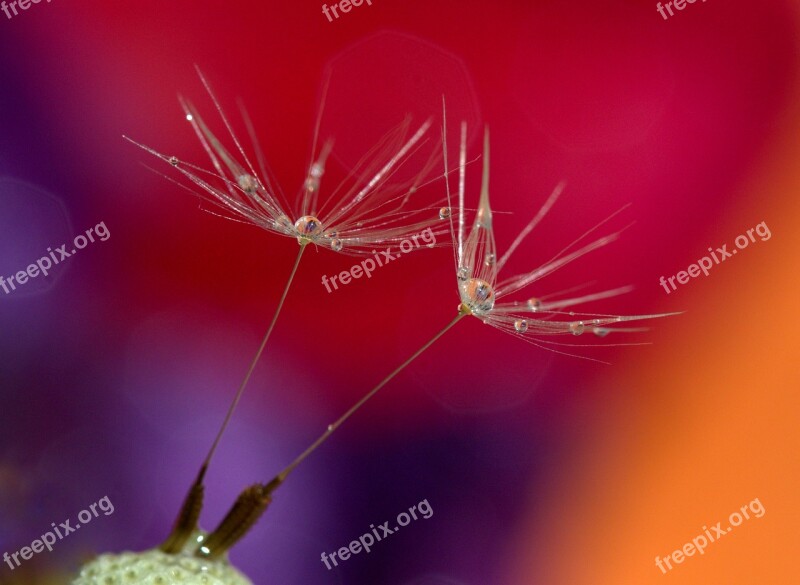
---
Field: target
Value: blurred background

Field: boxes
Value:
[0,0,798,583]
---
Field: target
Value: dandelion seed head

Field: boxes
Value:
[73,543,252,585]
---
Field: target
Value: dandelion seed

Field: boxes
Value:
[118,67,449,561]
[125,67,448,257]
[449,125,678,360]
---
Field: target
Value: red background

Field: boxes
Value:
[0,1,798,584]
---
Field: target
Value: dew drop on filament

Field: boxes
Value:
[168,156,179,166]
[237,174,259,195]
[330,238,343,252]
[457,266,469,281]
[569,321,585,335]
[439,207,451,220]
[527,298,542,312]
[294,215,323,238]
[514,319,528,333]
[460,278,495,314]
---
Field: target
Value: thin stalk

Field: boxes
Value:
[161,243,306,553]
[275,310,466,485]
[195,309,468,558]
[202,243,307,478]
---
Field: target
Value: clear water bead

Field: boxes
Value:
[484,252,496,266]
[514,319,528,333]
[168,156,179,166]
[593,328,610,337]
[439,207,451,220]
[457,266,469,281]
[294,215,323,238]
[461,278,495,314]
[569,321,585,335]
[309,162,324,178]
[237,174,259,195]
[330,238,343,252]
[527,298,542,312]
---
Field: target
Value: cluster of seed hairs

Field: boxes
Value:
[125,67,449,255]
[448,123,676,360]
[75,77,676,585]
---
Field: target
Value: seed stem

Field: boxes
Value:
[160,243,305,553]
[201,243,307,478]
[271,309,467,486]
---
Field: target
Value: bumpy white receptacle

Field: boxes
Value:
[73,548,253,585]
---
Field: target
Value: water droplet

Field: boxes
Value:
[330,238,343,252]
[325,230,338,239]
[569,321,585,335]
[439,207,451,220]
[237,174,258,195]
[592,319,601,325]
[457,266,469,281]
[309,162,324,178]
[168,156,179,166]
[294,215,323,238]
[484,252,496,266]
[514,319,528,333]
[460,278,495,314]
[185,114,193,121]
[593,328,610,338]
[327,424,335,432]
[527,298,542,312]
